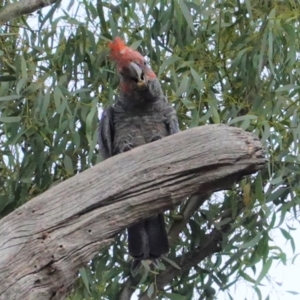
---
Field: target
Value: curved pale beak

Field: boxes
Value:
[129,62,147,89]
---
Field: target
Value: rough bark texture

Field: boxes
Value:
[0,0,59,24]
[0,125,266,300]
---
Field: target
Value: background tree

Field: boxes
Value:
[0,0,299,299]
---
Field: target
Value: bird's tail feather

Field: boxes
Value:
[128,213,169,269]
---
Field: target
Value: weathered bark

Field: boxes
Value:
[0,0,60,24]
[0,125,266,300]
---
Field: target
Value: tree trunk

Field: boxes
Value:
[0,125,266,300]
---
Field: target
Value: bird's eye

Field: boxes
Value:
[144,61,147,65]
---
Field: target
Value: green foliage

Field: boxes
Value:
[1,0,300,299]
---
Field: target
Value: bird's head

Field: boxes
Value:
[109,37,157,94]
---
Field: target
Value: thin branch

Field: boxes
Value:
[138,201,245,300]
[138,229,224,300]
[0,0,60,24]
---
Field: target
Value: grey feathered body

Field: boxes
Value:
[99,79,179,261]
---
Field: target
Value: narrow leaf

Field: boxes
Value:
[0,116,21,123]
[239,232,262,249]
[0,95,20,101]
[158,56,180,78]
[162,256,181,270]
[79,268,90,293]
[178,1,195,34]
[255,258,272,284]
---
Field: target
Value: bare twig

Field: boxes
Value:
[0,0,60,24]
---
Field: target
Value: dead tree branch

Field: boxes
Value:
[0,0,60,24]
[0,125,266,300]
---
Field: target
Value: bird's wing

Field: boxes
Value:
[98,107,114,160]
[164,104,180,135]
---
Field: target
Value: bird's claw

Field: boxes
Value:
[150,134,162,142]
[121,142,134,152]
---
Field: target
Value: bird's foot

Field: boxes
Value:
[150,134,162,142]
[120,142,134,152]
